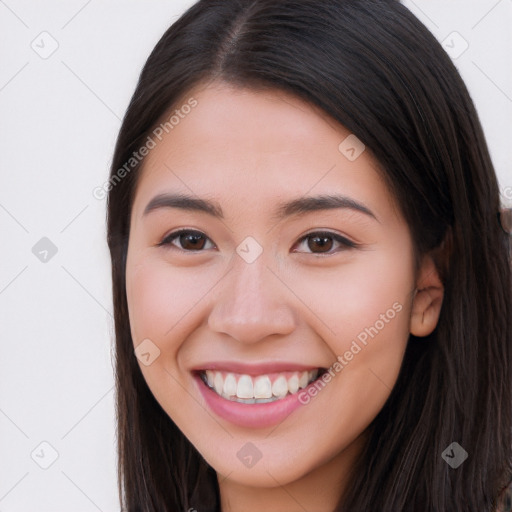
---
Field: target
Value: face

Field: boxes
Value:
[125,81,432,491]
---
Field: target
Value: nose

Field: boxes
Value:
[207,252,297,344]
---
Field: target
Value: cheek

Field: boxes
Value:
[288,247,414,379]
[125,253,209,350]
[277,251,414,451]
[296,246,411,325]
[125,254,214,414]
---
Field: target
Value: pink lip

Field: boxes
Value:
[194,373,311,429]
[190,360,320,375]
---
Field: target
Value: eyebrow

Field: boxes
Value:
[143,192,378,222]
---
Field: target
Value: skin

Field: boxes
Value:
[125,80,444,512]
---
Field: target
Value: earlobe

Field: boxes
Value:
[410,254,444,337]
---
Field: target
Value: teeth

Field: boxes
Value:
[288,375,299,394]
[237,375,254,399]
[223,373,237,396]
[298,371,309,389]
[214,372,224,395]
[202,369,321,402]
[272,376,288,398]
[253,376,272,399]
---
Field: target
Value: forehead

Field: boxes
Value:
[130,81,395,221]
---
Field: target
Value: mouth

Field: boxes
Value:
[197,368,327,404]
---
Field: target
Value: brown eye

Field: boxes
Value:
[307,234,334,253]
[159,230,215,252]
[294,231,356,255]
[179,232,207,250]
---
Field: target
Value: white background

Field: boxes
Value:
[0,1,511,510]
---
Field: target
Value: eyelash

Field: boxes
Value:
[157,229,358,255]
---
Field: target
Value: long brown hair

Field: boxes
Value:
[106,1,512,510]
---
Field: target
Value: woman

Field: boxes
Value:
[106,0,512,510]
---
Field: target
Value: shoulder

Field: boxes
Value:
[496,479,512,512]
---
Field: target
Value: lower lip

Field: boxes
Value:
[194,373,308,429]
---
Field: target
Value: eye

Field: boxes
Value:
[293,231,357,255]
[158,229,356,254]
[158,229,215,252]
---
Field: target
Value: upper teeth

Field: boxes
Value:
[203,369,319,403]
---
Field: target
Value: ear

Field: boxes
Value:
[410,254,444,337]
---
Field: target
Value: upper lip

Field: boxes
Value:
[191,360,325,375]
